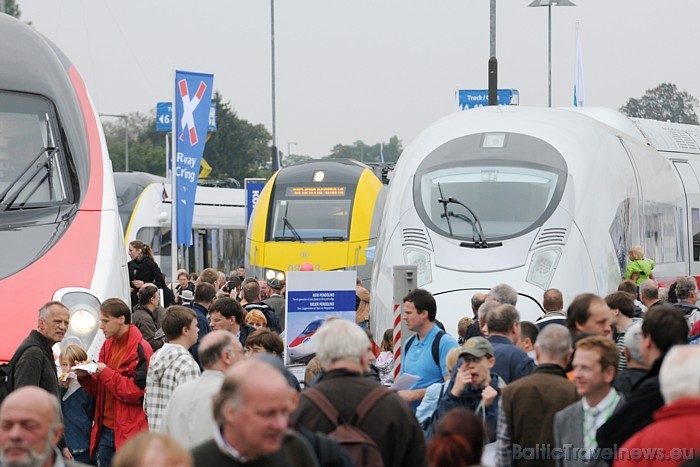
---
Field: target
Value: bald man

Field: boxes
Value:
[161,330,244,448]
[0,386,90,467]
[192,360,318,466]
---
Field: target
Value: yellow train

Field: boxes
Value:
[246,160,386,286]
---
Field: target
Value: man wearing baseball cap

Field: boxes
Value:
[437,336,505,442]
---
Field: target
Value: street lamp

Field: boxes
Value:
[99,113,129,171]
[528,0,576,107]
[287,141,297,164]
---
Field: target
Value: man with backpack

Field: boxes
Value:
[291,319,426,467]
[397,289,459,407]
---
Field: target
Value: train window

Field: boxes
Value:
[418,166,559,240]
[0,92,68,210]
[270,199,352,241]
[693,208,700,261]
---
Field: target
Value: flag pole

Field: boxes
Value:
[171,68,178,290]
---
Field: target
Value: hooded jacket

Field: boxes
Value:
[144,343,200,432]
[79,325,153,457]
[623,258,654,286]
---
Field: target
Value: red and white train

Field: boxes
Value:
[0,15,128,360]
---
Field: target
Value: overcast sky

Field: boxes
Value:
[16,1,700,158]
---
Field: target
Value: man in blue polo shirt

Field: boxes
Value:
[398,289,459,407]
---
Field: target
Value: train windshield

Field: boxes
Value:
[414,132,567,241]
[0,92,68,210]
[269,186,353,241]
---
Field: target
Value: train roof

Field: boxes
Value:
[276,159,371,184]
[629,118,700,155]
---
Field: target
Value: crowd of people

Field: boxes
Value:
[2,242,700,466]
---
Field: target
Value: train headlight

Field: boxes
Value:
[526,247,562,290]
[404,247,433,287]
[52,289,102,355]
[71,309,98,335]
[265,269,286,281]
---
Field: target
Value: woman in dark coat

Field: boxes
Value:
[127,240,172,308]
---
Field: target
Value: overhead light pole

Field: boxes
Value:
[528,0,576,107]
[488,0,498,106]
[287,141,297,165]
[99,113,129,171]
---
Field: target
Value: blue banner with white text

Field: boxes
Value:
[174,70,214,247]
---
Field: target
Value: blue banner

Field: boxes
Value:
[175,70,214,247]
[245,180,266,228]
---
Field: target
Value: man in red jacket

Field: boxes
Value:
[77,298,153,467]
[614,345,700,467]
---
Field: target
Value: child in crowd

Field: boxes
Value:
[59,344,96,465]
[624,245,655,286]
[375,329,394,386]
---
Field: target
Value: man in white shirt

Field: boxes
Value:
[554,336,623,467]
[161,330,243,447]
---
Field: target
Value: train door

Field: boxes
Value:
[673,161,700,276]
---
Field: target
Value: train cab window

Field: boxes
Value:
[413,132,567,241]
[269,198,352,241]
[0,92,68,210]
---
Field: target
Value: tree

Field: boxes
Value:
[323,136,402,163]
[203,92,271,181]
[620,83,699,124]
[103,112,166,175]
[3,0,22,18]
[282,153,312,167]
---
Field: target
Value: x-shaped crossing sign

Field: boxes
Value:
[178,79,207,146]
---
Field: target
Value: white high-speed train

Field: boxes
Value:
[371,106,700,339]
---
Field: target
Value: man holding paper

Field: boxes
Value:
[76,298,153,467]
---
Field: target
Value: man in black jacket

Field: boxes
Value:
[12,301,70,399]
[596,305,689,462]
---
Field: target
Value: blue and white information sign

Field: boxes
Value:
[244,178,266,229]
[285,271,356,366]
[456,89,519,110]
[156,102,172,132]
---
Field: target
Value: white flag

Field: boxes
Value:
[574,23,585,107]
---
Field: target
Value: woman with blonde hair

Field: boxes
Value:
[244,308,267,330]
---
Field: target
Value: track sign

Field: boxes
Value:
[156,102,172,132]
[456,89,519,110]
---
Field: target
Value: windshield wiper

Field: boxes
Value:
[322,236,345,241]
[0,146,59,212]
[437,183,453,237]
[437,194,501,248]
[279,202,303,242]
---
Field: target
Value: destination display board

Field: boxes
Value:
[286,186,347,197]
